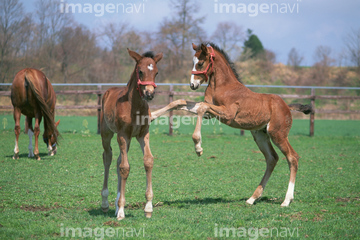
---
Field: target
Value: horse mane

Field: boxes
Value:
[142,51,155,59]
[197,42,242,83]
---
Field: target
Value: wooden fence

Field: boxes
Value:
[1,84,360,136]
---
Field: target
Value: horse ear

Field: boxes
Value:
[192,43,198,51]
[55,119,60,127]
[200,43,208,54]
[127,48,143,62]
[153,53,163,63]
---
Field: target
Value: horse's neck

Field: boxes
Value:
[205,56,248,102]
[127,72,147,107]
[127,72,138,98]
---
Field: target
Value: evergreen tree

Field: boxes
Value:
[243,29,264,59]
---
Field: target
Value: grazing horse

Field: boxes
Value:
[151,43,312,207]
[11,68,60,160]
[100,49,163,220]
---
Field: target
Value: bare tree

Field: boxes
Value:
[287,47,303,69]
[0,0,30,82]
[34,0,73,76]
[57,25,98,83]
[210,21,245,60]
[159,0,206,67]
[344,28,360,68]
[313,45,335,67]
[312,45,335,85]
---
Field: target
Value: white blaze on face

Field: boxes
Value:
[148,64,153,71]
[190,56,201,87]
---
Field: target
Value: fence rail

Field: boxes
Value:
[1,83,360,136]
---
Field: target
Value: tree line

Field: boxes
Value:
[1,0,359,86]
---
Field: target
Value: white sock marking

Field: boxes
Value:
[115,192,120,216]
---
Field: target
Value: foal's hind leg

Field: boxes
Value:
[246,129,279,205]
[268,130,300,207]
[137,131,154,218]
[33,111,42,160]
[100,128,114,213]
[26,117,34,158]
[13,107,21,159]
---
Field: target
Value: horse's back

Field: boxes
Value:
[11,68,55,116]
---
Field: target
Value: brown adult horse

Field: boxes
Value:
[151,42,312,207]
[11,68,60,160]
[100,49,163,220]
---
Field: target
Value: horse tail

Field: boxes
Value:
[25,69,58,141]
[288,103,313,115]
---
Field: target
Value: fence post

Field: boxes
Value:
[97,85,102,134]
[310,88,315,137]
[169,85,174,136]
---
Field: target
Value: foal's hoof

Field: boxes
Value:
[246,197,256,205]
[145,212,152,218]
[117,216,125,221]
[101,206,109,213]
[196,150,203,157]
[13,154,19,160]
[35,155,41,161]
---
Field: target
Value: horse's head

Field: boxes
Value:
[43,119,60,156]
[128,49,163,101]
[190,43,215,90]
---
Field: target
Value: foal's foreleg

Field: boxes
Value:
[116,134,131,220]
[151,99,188,121]
[137,132,154,218]
[150,99,202,121]
[192,103,230,156]
[101,131,114,213]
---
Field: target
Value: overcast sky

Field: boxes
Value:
[21,0,360,66]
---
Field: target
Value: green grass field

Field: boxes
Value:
[0,115,359,239]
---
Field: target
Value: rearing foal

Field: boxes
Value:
[100,49,162,220]
[152,43,312,207]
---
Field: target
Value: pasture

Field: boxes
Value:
[0,115,359,239]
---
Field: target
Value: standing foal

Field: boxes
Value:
[100,49,162,220]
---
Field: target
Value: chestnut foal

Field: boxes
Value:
[100,49,162,220]
[151,43,312,207]
[11,68,60,160]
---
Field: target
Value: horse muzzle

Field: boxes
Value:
[144,90,155,101]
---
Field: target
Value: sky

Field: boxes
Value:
[21,0,360,66]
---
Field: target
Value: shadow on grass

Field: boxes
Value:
[87,208,135,219]
[163,197,247,208]
[255,196,283,205]
[87,196,283,218]
[5,152,48,160]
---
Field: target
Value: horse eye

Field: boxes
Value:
[198,61,204,67]
[139,70,143,77]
